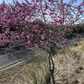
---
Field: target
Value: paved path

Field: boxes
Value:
[0,46,46,69]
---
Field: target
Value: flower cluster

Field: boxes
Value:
[0,0,83,55]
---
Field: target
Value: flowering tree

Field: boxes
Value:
[0,0,84,83]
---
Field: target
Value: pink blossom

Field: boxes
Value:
[36,25,38,28]
[63,39,67,44]
[27,41,31,44]
[44,2,48,10]
[66,23,68,27]
[28,16,31,19]
[34,43,38,47]
[25,45,30,49]
[42,12,47,16]
[36,0,42,2]
[27,35,30,39]
[39,0,42,2]
[40,41,43,45]
[16,27,18,29]
[41,35,44,40]
[31,9,35,16]
[18,8,21,13]
[23,28,25,30]
[39,3,42,7]
[21,32,25,37]
[35,29,38,32]
[38,31,41,34]
[57,44,61,48]
[57,33,60,35]
[5,54,8,57]
[76,5,80,9]
[36,0,38,2]
[81,10,84,13]
[16,35,19,38]
[5,52,10,57]
[33,3,37,7]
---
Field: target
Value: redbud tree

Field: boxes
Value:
[0,0,84,83]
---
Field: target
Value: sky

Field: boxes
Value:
[0,0,83,5]
[0,0,84,24]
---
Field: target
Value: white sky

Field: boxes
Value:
[0,0,83,4]
[0,0,84,24]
